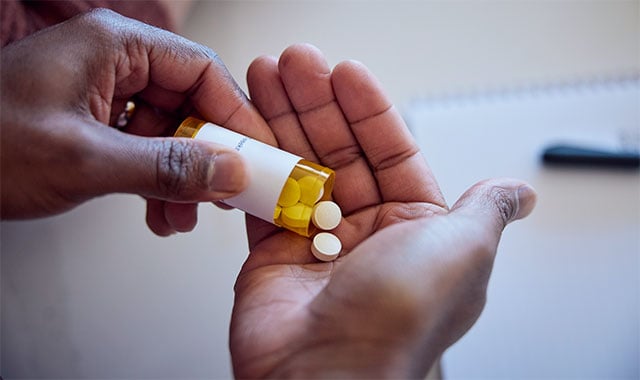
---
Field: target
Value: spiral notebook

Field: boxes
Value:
[404,77,640,379]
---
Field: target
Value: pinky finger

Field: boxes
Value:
[213,201,234,210]
[163,201,198,232]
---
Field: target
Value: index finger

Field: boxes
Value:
[100,10,275,143]
[275,44,382,215]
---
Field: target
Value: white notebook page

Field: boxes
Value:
[406,77,639,379]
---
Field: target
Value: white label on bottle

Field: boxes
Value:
[195,123,300,222]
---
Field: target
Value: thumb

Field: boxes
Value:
[450,178,537,237]
[88,128,248,202]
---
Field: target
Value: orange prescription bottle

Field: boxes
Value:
[174,117,335,237]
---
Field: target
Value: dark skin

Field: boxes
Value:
[231,44,536,378]
[0,8,264,234]
[0,10,536,379]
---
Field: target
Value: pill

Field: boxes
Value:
[297,175,325,205]
[311,201,342,230]
[278,177,301,207]
[281,202,313,228]
[273,205,282,220]
[311,232,342,262]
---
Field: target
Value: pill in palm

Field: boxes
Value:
[311,232,342,262]
[311,201,342,230]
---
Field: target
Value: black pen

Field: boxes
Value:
[542,144,640,169]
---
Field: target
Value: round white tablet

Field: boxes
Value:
[311,232,342,262]
[311,201,342,230]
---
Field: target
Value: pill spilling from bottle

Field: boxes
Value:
[310,201,343,261]
[309,201,343,261]
[311,201,342,230]
[175,117,343,262]
[276,177,343,261]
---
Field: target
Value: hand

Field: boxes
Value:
[0,9,275,235]
[230,44,537,378]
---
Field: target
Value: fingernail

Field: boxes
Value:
[514,184,537,221]
[207,152,247,194]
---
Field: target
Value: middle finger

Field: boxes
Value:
[277,44,381,215]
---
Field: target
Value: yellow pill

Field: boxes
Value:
[281,202,313,228]
[297,175,325,205]
[273,205,282,220]
[278,177,301,207]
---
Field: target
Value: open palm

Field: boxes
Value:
[229,44,535,378]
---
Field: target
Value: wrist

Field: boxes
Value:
[267,338,434,379]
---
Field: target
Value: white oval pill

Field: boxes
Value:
[311,232,342,262]
[311,201,342,230]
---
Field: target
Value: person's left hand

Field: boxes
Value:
[229,44,536,378]
[0,9,274,235]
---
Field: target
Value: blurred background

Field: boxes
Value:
[2,1,638,379]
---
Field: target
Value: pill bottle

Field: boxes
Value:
[175,117,335,237]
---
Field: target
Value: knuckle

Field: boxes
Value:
[198,45,220,61]
[487,185,517,227]
[83,7,118,19]
[72,9,124,47]
[155,140,198,198]
[77,8,120,31]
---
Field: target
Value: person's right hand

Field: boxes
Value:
[0,9,275,235]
